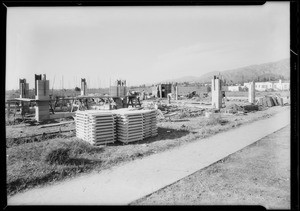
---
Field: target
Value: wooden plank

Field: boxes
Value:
[118,137,143,143]
[14,98,37,102]
[117,133,144,138]
[87,134,116,138]
[39,121,74,128]
[117,122,143,127]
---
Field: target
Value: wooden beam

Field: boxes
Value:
[12,98,36,102]
[38,121,74,128]
[6,102,10,118]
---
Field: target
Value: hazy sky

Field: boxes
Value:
[6,2,290,90]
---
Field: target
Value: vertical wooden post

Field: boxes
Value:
[6,102,10,119]
[108,97,111,110]
[211,76,222,109]
[248,81,255,104]
[175,85,178,100]
[159,84,162,99]
[70,99,75,112]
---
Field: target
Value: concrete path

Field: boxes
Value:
[8,109,290,205]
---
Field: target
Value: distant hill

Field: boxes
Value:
[161,76,200,83]
[197,58,290,84]
[163,58,290,85]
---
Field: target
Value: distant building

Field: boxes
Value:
[273,80,290,91]
[152,83,173,98]
[243,80,290,91]
[227,85,242,92]
[222,86,229,92]
[176,85,210,95]
[255,82,273,91]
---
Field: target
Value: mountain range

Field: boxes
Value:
[161,58,290,85]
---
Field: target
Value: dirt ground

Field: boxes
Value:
[131,125,290,209]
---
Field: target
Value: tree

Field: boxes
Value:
[75,87,81,92]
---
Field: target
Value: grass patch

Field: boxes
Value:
[6,138,104,196]
[196,113,230,128]
[6,132,75,148]
[203,114,227,126]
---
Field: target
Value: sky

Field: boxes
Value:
[6,2,290,90]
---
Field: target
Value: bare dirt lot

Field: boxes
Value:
[131,125,290,209]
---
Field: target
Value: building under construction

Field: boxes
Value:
[152,83,173,98]
[109,79,127,97]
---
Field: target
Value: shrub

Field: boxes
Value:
[68,140,103,155]
[44,147,71,165]
[74,87,81,92]
[204,114,225,126]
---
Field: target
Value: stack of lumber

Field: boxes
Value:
[75,110,116,145]
[75,109,158,145]
[114,110,144,143]
[149,110,158,137]
[112,109,158,143]
[140,110,158,138]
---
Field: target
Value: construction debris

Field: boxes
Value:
[178,107,204,118]
[256,95,286,107]
[39,121,74,128]
[205,111,213,118]
[224,103,244,113]
[156,109,177,121]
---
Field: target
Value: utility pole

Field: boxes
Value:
[73,76,75,89]
[52,75,56,95]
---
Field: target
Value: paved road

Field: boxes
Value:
[8,108,290,205]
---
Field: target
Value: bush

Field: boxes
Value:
[204,114,228,126]
[44,147,71,165]
[68,140,103,155]
[74,87,81,92]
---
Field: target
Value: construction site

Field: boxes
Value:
[5,73,291,203]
